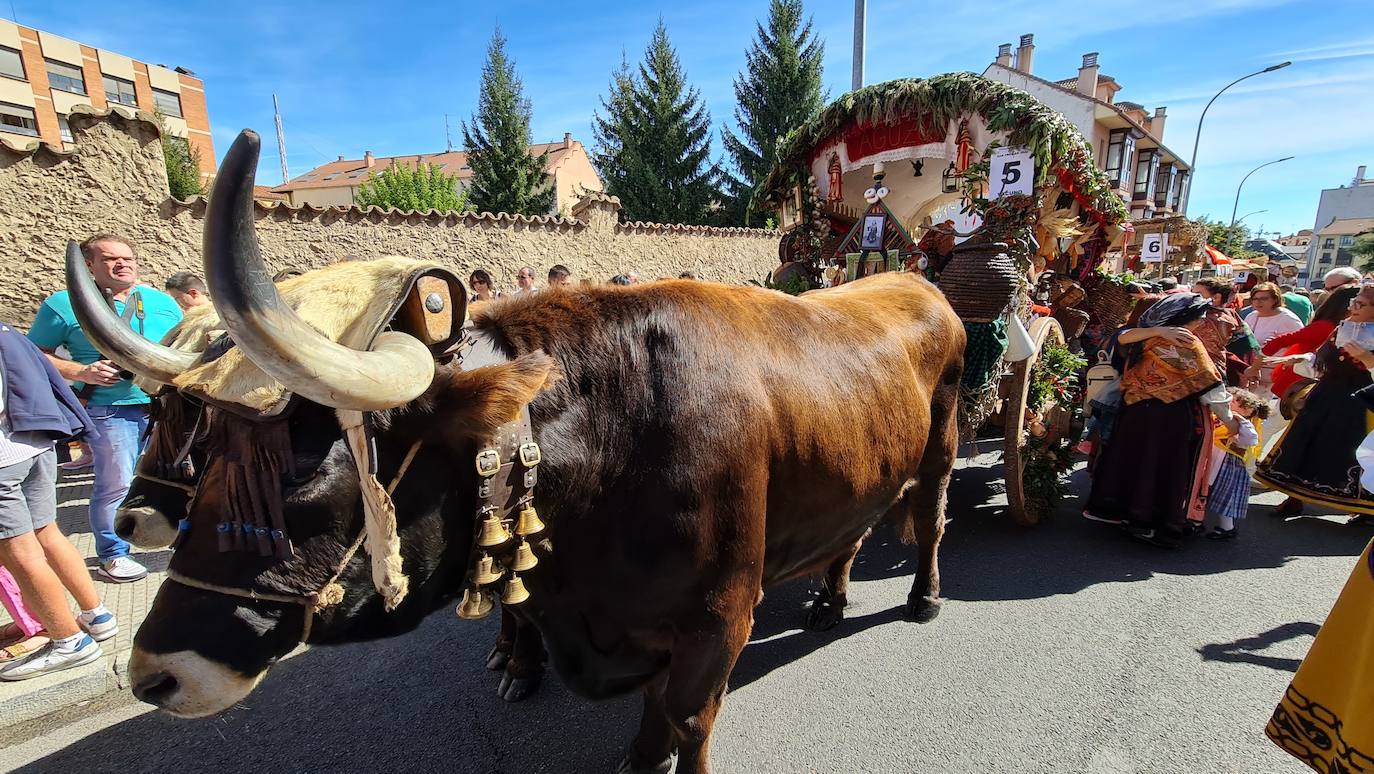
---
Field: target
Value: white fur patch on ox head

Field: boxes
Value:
[114,505,179,548]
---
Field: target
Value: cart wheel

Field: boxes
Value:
[1003,316,1066,527]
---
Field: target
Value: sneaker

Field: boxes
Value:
[77,610,118,642]
[0,636,101,681]
[59,457,94,471]
[97,556,147,583]
[1082,510,1123,525]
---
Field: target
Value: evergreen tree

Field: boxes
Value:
[356,162,468,213]
[156,111,204,199]
[461,29,554,216]
[722,0,824,226]
[593,22,720,225]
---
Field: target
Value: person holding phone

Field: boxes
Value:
[27,234,182,582]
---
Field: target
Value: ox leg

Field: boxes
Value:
[804,534,865,632]
[661,585,756,774]
[618,676,674,774]
[497,617,546,703]
[485,606,519,671]
[906,382,958,624]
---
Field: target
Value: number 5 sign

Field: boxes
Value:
[1141,233,1168,263]
[987,146,1035,199]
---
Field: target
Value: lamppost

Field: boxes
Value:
[1231,157,1293,226]
[1185,61,1291,213]
[1236,209,1268,224]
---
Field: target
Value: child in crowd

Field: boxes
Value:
[1205,388,1270,540]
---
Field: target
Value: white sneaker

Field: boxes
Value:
[0,636,102,681]
[77,610,119,642]
[97,556,147,583]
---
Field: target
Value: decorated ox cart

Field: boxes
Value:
[756,73,1132,525]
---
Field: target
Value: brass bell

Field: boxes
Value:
[514,505,545,537]
[510,540,538,572]
[473,553,505,586]
[476,513,513,548]
[456,586,494,619]
[501,573,530,605]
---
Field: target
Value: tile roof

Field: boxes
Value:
[272,141,578,193]
[1317,217,1374,236]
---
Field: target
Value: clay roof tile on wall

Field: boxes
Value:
[272,142,576,193]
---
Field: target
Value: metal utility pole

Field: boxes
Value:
[444,114,454,152]
[1185,61,1290,214]
[851,0,865,92]
[1230,156,1292,226]
[272,94,289,185]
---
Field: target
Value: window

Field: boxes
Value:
[1323,237,1335,249]
[1154,163,1177,210]
[0,46,24,81]
[57,114,72,142]
[103,75,137,107]
[1338,254,1352,265]
[1133,149,1159,201]
[45,59,85,94]
[1341,235,1354,247]
[152,87,181,118]
[0,102,38,136]
[1103,129,1136,190]
[1175,172,1190,211]
[1321,252,1333,263]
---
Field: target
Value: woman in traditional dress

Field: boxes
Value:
[1258,284,1374,519]
[1083,293,1222,547]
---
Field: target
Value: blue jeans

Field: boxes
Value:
[85,404,148,561]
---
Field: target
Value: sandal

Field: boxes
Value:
[0,633,51,662]
[1206,527,1239,540]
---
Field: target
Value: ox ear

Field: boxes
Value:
[436,352,558,440]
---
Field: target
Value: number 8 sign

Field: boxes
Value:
[988,146,1035,199]
[1141,233,1168,263]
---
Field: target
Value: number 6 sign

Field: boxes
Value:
[1141,233,1168,263]
[988,146,1035,199]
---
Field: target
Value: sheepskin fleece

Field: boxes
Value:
[160,256,445,412]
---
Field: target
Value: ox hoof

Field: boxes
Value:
[485,644,511,672]
[497,671,541,703]
[804,599,845,632]
[615,753,674,774]
[905,595,942,623]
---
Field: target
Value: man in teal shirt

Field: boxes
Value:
[1279,284,1313,325]
[28,234,182,582]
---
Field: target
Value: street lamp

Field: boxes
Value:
[1185,61,1291,213]
[1231,157,1293,226]
[1236,209,1268,224]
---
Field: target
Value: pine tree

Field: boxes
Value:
[721,0,824,226]
[356,162,468,213]
[461,29,555,216]
[593,22,720,225]
[156,110,205,199]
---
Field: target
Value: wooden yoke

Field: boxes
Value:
[393,270,468,353]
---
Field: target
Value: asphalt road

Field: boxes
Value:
[4,454,1365,774]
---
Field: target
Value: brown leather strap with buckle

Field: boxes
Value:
[475,406,538,527]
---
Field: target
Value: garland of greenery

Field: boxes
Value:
[754,73,1129,226]
[1021,338,1086,518]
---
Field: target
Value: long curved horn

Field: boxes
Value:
[202,131,434,411]
[65,241,197,384]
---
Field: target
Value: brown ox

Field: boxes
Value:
[91,132,964,774]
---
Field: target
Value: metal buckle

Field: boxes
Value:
[475,449,501,477]
[518,442,541,467]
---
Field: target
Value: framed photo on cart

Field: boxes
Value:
[860,214,886,250]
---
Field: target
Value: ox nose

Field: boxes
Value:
[114,513,137,540]
[132,671,179,706]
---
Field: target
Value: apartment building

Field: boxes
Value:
[1301,166,1374,286]
[982,35,1191,221]
[0,20,214,175]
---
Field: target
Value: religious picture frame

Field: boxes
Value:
[860,214,885,251]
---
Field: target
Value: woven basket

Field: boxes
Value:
[1085,277,1133,330]
[1051,280,1086,310]
[938,242,1019,323]
[1052,307,1091,339]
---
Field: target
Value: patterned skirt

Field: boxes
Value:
[1207,454,1251,521]
[1257,375,1374,515]
[1268,540,1374,771]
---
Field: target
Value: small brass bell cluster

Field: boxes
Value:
[457,586,493,619]
[458,506,546,619]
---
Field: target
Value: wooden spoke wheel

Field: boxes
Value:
[1002,316,1066,527]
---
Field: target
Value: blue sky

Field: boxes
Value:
[14,0,1374,236]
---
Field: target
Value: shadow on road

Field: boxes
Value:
[18,458,1368,773]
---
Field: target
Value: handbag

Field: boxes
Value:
[1278,378,1316,421]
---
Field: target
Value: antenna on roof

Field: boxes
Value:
[444,114,454,152]
[272,94,289,185]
